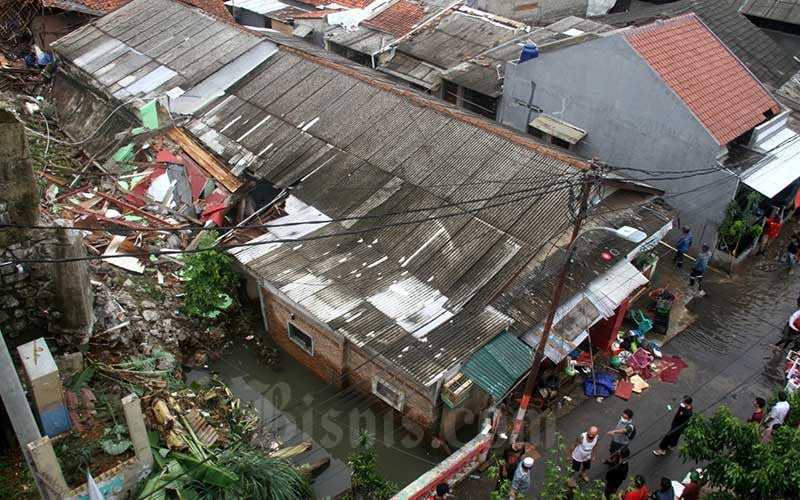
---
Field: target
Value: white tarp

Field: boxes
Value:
[742,128,800,199]
[586,260,649,318]
[587,0,616,16]
[225,0,288,15]
[521,326,589,363]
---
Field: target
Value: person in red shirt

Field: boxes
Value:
[621,475,648,500]
[747,397,766,425]
[679,472,701,500]
[759,211,783,254]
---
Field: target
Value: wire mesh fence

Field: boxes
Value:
[0,0,40,44]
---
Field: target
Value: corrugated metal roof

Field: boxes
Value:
[326,27,396,55]
[461,331,532,400]
[52,0,670,390]
[441,16,612,97]
[175,38,588,385]
[50,0,267,104]
[742,128,800,198]
[742,0,800,26]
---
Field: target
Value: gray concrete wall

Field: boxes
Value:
[499,35,736,246]
[467,0,588,24]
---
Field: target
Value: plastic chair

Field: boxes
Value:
[630,309,653,337]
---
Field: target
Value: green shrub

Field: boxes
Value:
[181,232,239,318]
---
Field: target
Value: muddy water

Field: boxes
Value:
[197,341,458,493]
[654,247,796,383]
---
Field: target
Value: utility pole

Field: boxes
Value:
[0,330,47,498]
[510,168,595,443]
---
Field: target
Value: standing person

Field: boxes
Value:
[678,472,700,500]
[569,426,599,482]
[605,409,635,463]
[650,477,675,500]
[776,309,800,349]
[674,226,692,267]
[747,397,767,424]
[688,245,712,297]
[759,210,783,255]
[604,447,629,498]
[433,482,450,499]
[786,236,800,274]
[510,456,534,498]
[622,475,648,500]
[764,392,791,431]
[653,397,693,456]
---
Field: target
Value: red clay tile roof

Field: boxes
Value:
[265,7,311,22]
[298,0,373,8]
[43,0,128,12]
[293,8,343,18]
[625,14,780,145]
[181,0,234,21]
[363,0,427,36]
[44,0,233,20]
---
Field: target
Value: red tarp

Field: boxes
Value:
[659,356,688,383]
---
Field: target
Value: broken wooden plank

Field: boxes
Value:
[52,185,92,203]
[62,203,151,230]
[166,127,243,193]
[93,190,174,226]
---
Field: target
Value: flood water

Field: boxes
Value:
[191,341,460,495]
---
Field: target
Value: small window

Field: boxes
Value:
[551,136,571,149]
[372,377,405,411]
[442,80,458,104]
[288,322,313,355]
[527,125,544,139]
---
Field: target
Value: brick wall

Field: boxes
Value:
[258,285,440,432]
[345,345,437,430]
[260,286,346,387]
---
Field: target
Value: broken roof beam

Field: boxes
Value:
[92,191,176,226]
[166,127,244,193]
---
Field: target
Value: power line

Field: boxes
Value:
[0,175,584,234]
[0,176,585,266]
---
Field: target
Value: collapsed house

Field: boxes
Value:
[49,0,673,438]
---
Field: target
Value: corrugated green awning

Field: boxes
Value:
[461,331,532,400]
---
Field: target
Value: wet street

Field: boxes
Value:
[459,237,798,498]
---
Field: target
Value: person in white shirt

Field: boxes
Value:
[777,310,800,349]
[765,391,790,430]
[569,426,599,482]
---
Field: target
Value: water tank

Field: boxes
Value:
[519,44,539,63]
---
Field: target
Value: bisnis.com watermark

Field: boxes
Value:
[239,380,563,452]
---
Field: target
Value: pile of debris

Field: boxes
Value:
[59,350,322,499]
[0,88,288,364]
